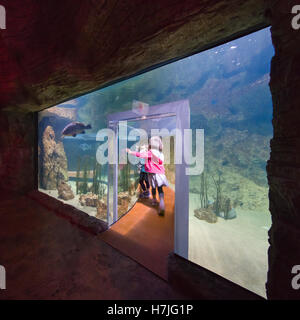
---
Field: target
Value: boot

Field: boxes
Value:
[143,189,150,199]
[158,193,165,216]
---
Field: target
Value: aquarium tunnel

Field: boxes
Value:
[38,27,274,298]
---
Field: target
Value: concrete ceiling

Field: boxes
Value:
[0,0,268,113]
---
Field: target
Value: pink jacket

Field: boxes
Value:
[131,150,165,174]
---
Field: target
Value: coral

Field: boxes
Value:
[57,181,74,200]
[194,208,218,224]
[96,199,108,220]
[79,193,98,207]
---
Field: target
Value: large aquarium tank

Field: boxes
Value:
[38,27,274,298]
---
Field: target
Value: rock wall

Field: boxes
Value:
[40,126,68,190]
[266,0,300,299]
[38,107,75,189]
[0,111,35,193]
[1,0,300,300]
[0,0,267,113]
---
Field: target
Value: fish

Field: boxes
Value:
[79,143,92,152]
[61,122,92,138]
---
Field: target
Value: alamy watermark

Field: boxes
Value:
[95,122,204,175]
[0,265,5,290]
[292,5,300,30]
[0,5,6,30]
[291,265,300,290]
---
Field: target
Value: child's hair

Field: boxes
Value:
[149,136,163,152]
[138,142,148,152]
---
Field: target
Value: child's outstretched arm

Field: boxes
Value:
[126,148,149,159]
[126,148,163,165]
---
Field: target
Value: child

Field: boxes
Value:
[137,144,150,199]
[126,136,168,216]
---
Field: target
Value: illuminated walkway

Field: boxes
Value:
[99,187,175,280]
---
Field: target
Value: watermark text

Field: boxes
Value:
[96,122,204,175]
[292,5,300,30]
[0,5,6,30]
[292,265,300,290]
[0,265,5,290]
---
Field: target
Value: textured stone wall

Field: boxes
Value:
[0,111,35,193]
[0,0,267,113]
[266,0,300,299]
[2,0,300,300]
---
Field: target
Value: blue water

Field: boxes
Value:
[38,27,275,297]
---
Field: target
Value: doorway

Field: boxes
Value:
[100,100,190,278]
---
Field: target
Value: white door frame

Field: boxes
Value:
[106,100,190,259]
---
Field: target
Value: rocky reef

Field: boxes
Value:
[194,207,218,224]
[38,107,77,190]
[78,192,108,221]
[79,193,98,207]
[57,181,74,200]
[39,126,68,190]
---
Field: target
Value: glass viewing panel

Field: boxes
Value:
[38,28,274,298]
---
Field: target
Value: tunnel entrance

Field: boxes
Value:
[37,27,273,296]
[99,100,190,278]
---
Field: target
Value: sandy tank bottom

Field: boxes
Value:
[39,180,140,222]
[39,181,100,216]
[39,182,270,297]
[188,193,271,298]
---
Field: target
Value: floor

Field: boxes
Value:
[100,187,175,280]
[0,190,183,300]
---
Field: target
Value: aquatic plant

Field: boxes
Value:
[98,183,106,200]
[76,156,81,195]
[211,172,222,215]
[223,198,231,220]
[92,159,99,195]
[119,164,130,192]
[92,159,96,194]
[96,162,102,196]
[127,164,131,191]
[94,161,105,199]
[80,156,90,194]
[211,171,234,220]
[199,172,209,209]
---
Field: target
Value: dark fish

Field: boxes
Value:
[61,122,92,137]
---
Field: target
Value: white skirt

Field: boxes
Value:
[148,173,169,188]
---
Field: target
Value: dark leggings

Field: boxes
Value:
[139,172,150,192]
[152,186,164,198]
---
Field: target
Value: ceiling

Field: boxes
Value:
[0,0,268,113]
